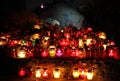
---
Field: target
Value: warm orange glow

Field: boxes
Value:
[34,25,40,29]
[49,46,56,57]
[86,72,94,80]
[79,39,84,48]
[64,33,70,39]
[17,47,26,58]
[99,32,106,39]
[44,36,50,40]
[32,33,39,39]
[103,44,107,50]
[53,69,61,78]
[17,50,26,58]
[80,70,87,78]
[35,69,41,78]
[80,70,86,75]
[42,71,48,78]
[0,41,6,46]
[72,69,80,78]
[86,38,92,46]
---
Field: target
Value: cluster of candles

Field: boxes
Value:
[0,22,118,80]
[0,25,119,59]
[18,63,94,80]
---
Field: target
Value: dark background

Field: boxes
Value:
[0,0,120,32]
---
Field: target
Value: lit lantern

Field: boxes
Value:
[64,33,70,39]
[103,44,107,51]
[18,68,26,77]
[110,41,115,46]
[42,68,48,78]
[80,70,87,79]
[71,49,76,57]
[10,40,19,46]
[75,49,80,57]
[86,38,92,46]
[53,69,61,78]
[99,32,106,39]
[59,38,69,47]
[14,40,19,44]
[49,45,56,57]
[34,25,40,29]
[0,36,7,46]
[78,39,84,48]
[87,27,93,32]
[108,49,115,57]
[86,72,94,80]
[17,47,26,58]
[35,68,41,78]
[41,49,48,57]
[72,68,80,78]
[56,49,62,57]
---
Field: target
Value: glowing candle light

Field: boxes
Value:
[42,68,48,78]
[41,50,48,57]
[99,32,106,39]
[109,49,114,57]
[56,49,62,57]
[78,39,84,48]
[80,70,87,79]
[49,45,56,57]
[103,44,107,51]
[17,50,26,58]
[53,69,61,78]
[86,72,93,80]
[86,38,92,46]
[64,33,70,39]
[72,69,80,78]
[59,38,69,47]
[34,25,40,29]
[35,68,41,78]
[18,68,26,77]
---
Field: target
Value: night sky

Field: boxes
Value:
[0,0,120,42]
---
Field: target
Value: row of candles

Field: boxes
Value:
[10,45,118,59]
[18,65,94,80]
